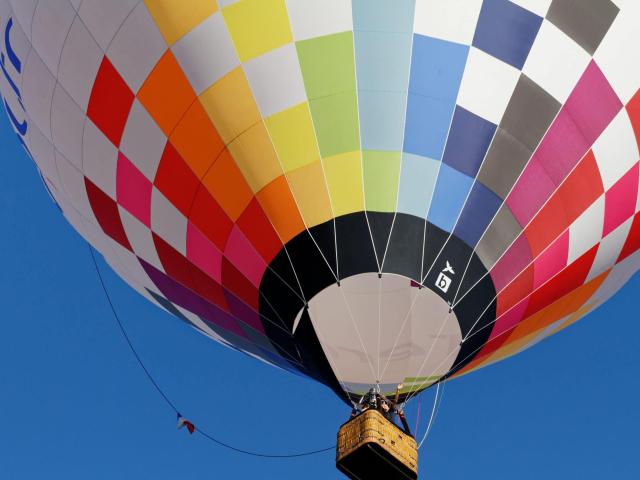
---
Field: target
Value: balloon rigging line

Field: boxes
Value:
[88,245,335,458]
[405,147,611,400]
[407,236,601,403]
[418,381,444,450]
[337,285,378,383]
[448,144,604,314]
[88,246,179,414]
[419,85,569,296]
[376,274,383,381]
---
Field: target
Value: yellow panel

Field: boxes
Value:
[227,122,282,192]
[222,0,292,61]
[266,103,320,172]
[286,162,333,228]
[145,0,218,45]
[323,152,365,217]
[200,67,261,144]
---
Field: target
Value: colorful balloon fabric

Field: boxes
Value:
[1,0,639,403]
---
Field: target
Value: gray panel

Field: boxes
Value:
[547,0,619,55]
[501,75,561,151]
[476,205,523,270]
[477,75,561,199]
[477,128,532,199]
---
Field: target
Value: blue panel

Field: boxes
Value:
[442,106,497,177]
[352,0,415,33]
[353,2,414,152]
[397,153,440,218]
[453,181,502,247]
[404,35,469,159]
[472,0,543,69]
[427,164,474,232]
[355,31,413,92]
[359,91,407,151]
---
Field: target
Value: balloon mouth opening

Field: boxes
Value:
[302,272,462,398]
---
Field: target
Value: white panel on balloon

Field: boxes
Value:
[172,12,239,96]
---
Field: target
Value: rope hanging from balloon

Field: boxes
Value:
[87,245,335,459]
[417,381,444,449]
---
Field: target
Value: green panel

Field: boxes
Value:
[296,31,356,99]
[309,91,360,157]
[363,151,401,212]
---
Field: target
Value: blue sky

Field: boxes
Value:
[1,108,639,480]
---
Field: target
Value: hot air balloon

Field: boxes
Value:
[1,0,639,477]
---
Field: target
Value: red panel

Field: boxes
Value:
[87,57,134,147]
[189,186,233,251]
[154,142,200,216]
[557,150,604,222]
[221,257,259,311]
[627,89,640,151]
[153,234,229,312]
[617,212,640,263]
[85,178,132,250]
[496,264,533,316]
[236,198,283,263]
[524,245,598,317]
[524,194,567,258]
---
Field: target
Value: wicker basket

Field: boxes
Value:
[336,409,418,479]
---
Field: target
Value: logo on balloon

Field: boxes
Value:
[435,261,455,294]
[1,17,30,157]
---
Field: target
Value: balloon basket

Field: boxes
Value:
[336,409,418,479]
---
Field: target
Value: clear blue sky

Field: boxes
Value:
[1,108,639,480]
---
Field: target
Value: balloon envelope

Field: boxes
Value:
[1,0,639,403]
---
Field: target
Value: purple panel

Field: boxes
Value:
[141,259,248,339]
[472,0,543,69]
[224,290,266,334]
[442,106,497,178]
[454,181,502,247]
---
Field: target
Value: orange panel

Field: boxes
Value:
[138,51,196,136]
[201,149,253,221]
[170,100,224,178]
[256,176,305,243]
[502,270,606,346]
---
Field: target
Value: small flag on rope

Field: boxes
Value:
[177,413,195,434]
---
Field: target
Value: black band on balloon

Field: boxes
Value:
[259,212,497,403]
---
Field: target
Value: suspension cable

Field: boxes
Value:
[88,246,335,458]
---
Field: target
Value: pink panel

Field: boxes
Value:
[490,234,533,292]
[532,230,569,289]
[506,160,555,226]
[186,221,222,282]
[603,163,639,236]
[487,299,529,343]
[565,61,622,144]
[116,152,152,227]
[224,226,267,287]
[535,109,589,183]
[506,61,621,228]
